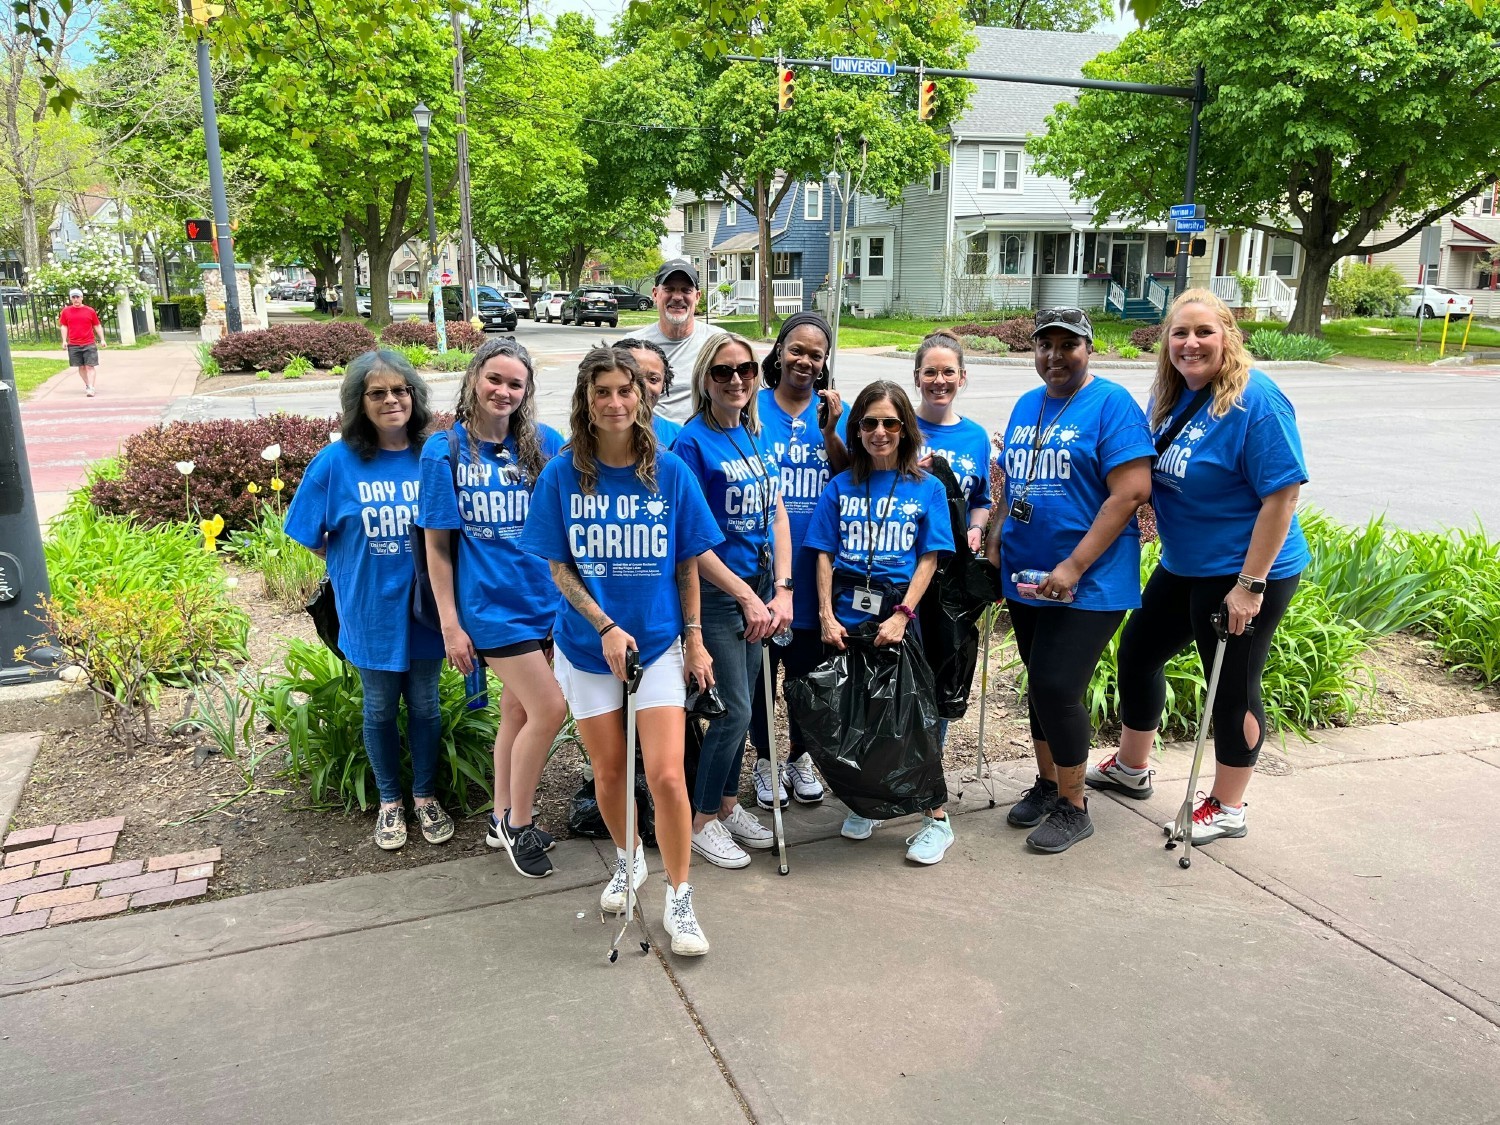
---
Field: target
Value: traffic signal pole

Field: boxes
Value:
[196,31,242,333]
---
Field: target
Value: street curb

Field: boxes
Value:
[876,350,1337,370]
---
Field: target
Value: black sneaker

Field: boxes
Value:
[487,811,556,852]
[1026,799,1095,854]
[502,822,554,879]
[1006,775,1059,827]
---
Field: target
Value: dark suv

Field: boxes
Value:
[428,284,517,332]
[601,284,652,311]
[561,288,619,327]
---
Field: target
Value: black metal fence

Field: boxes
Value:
[3,292,123,347]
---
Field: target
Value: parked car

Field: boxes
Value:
[1402,285,1474,319]
[0,283,26,307]
[560,288,618,327]
[356,285,372,318]
[539,290,566,323]
[501,290,532,318]
[428,284,518,332]
[600,284,653,311]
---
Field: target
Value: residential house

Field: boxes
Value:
[1364,189,1500,315]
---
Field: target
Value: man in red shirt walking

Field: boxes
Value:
[58,288,106,398]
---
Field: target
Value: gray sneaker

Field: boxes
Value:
[1086,753,1154,800]
[1026,799,1095,854]
[375,805,407,851]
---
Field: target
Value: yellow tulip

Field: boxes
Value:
[246,481,261,495]
[270,477,285,492]
[199,515,224,551]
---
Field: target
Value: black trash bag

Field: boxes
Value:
[565,766,657,847]
[785,630,947,819]
[304,576,345,661]
[920,455,1000,719]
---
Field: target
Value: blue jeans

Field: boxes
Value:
[356,660,443,804]
[693,585,761,815]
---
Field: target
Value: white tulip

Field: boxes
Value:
[260,443,281,461]
[175,460,195,475]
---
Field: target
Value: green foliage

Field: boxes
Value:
[1245,329,1337,362]
[1401,526,1500,683]
[283,355,313,380]
[224,505,326,612]
[961,333,1010,355]
[173,295,206,329]
[1232,271,1259,310]
[1117,343,1141,359]
[1298,510,1448,635]
[194,342,221,377]
[392,342,434,369]
[169,669,289,822]
[961,0,1110,29]
[1327,262,1408,318]
[258,639,501,814]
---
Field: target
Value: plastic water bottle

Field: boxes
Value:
[771,627,793,647]
[464,664,489,710]
[1012,568,1075,603]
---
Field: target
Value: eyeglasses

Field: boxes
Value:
[364,385,412,402]
[708,361,759,384]
[858,416,903,433]
[1036,307,1088,326]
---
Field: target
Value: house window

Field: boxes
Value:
[980,148,1023,192]
[846,237,862,277]
[1001,234,1024,275]
[739,255,754,281]
[706,256,719,286]
[773,253,793,277]
[1039,232,1073,276]
[805,183,823,221]
[866,237,886,279]
[698,203,708,232]
[1268,236,1297,276]
[724,201,736,227]
[1082,232,1104,274]
[964,232,988,276]
[930,167,944,194]
[1482,185,1497,216]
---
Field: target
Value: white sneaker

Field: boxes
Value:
[690,818,751,869]
[753,757,788,809]
[840,812,882,841]
[1086,752,1154,800]
[599,843,647,914]
[663,882,709,957]
[784,752,825,804]
[1165,794,1247,845]
[721,803,774,850]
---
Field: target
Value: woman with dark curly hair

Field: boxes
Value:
[285,349,450,852]
[614,336,684,447]
[521,344,722,957]
[419,337,566,880]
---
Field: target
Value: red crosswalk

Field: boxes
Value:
[19,398,173,495]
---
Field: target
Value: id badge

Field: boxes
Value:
[1009,498,1033,524]
[852,588,884,615]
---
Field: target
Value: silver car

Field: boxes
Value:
[1402,284,1473,319]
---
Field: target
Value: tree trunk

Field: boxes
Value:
[1286,246,1338,337]
[348,178,417,328]
[756,177,773,337]
[339,222,359,319]
[19,193,40,278]
[563,244,588,292]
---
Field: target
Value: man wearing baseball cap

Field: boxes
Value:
[620,259,721,423]
[58,288,106,398]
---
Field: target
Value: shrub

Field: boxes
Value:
[1401,526,1500,683]
[392,342,434,369]
[1327,262,1407,318]
[428,347,472,372]
[1246,329,1336,362]
[950,317,1035,352]
[169,294,205,329]
[194,341,221,377]
[1117,343,1141,360]
[90,414,336,531]
[210,321,377,372]
[380,318,483,352]
[960,333,1009,355]
[283,355,313,380]
[1299,510,1448,635]
[1129,323,1163,351]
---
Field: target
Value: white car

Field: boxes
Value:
[502,290,531,318]
[1402,285,1473,319]
[540,291,566,323]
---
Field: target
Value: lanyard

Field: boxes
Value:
[709,416,774,545]
[862,471,901,587]
[1014,387,1082,504]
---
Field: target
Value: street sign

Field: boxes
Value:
[830,55,898,78]
[1173,217,1207,233]
[1169,203,1203,220]
[184,219,213,243]
[441,271,452,284]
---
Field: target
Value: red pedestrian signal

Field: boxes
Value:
[185,219,213,243]
[778,68,795,113]
[918,81,937,121]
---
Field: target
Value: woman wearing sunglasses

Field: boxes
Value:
[748,312,846,810]
[285,350,450,852]
[805,381,956,864]
[520,345,721,956]
[986,307,1153,854]
[671,333,795,869]
[418,338,567,880]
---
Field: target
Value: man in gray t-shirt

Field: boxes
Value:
[621,259,721,423]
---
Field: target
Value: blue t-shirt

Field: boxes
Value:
[284,441,444,672]
[917,415,993,514]
[804,468,955,628]
[520,451,723,674]
[416,422,565,649]
[652,414,683,448]
[672,415,783,584]
[997,377,1154,611]
[1150,368,1309,579]
[758,388,834,628]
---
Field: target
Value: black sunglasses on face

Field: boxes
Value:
[708,361,759,384]
[858,416,903,433]
[365,385,412,402]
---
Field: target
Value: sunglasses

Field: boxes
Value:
[364,385,413,402]
[708,361,759,384]
[1036,307,1088,326]
[858,416,903,433]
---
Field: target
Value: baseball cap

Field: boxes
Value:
[68,288,84,297]
[1032,306,1093,342]
[654,259,700,288]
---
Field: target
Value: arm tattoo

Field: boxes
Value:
[550,560,611,631]
[676,559,699,629]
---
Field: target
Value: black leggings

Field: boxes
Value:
[1119,566,1301,769]
[1006,601,1125,768]
[750,627,824,757]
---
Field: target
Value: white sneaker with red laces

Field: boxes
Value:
[1086,752,1153,799]
[1165,794,1247,844]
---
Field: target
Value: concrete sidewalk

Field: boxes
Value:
[2,714,1497,1123]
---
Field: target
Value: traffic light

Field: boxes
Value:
[918,80,937,122]
[1166,238,1179,258]
[186,0,224,23]
[777,68,794,113]
[1190,237,1207,257]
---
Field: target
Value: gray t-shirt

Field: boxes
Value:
[621,318,722,423]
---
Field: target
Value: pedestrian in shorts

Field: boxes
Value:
[58,289,105,397]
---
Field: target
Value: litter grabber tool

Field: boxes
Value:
[609,649,650,963]
[760,644,790,875]
[958,605,997,808]
[1164,605,1253,869]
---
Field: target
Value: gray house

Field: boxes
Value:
[838,28,1181,320]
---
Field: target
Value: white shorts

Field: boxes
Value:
[552,640,687,720]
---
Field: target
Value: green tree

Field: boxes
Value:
[1028,0,1500,336]
[962,0,1109,30]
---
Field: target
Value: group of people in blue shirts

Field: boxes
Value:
[285,287,1309,960]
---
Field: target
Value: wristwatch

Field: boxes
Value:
[777,577,794,591]
[1237,573,1268,594]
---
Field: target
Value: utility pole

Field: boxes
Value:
[451,9,478,321]
[190,2,242,333]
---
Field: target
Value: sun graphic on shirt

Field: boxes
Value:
[955,454,977,474]
[643,493,670,521]
[900,499,923,519]
[1184,423,1208,444]
[1056,425,1081,445]
[812,446,828,465]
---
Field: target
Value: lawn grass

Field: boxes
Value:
[8,356,68,396]
[1253,316,1500,362]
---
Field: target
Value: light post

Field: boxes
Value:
[413,102,447,353]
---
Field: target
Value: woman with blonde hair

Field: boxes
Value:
[520,345,722,956]
[1086,289,1309,846]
